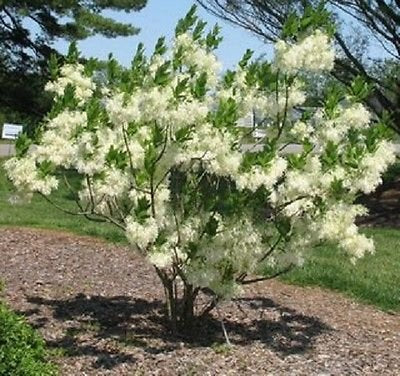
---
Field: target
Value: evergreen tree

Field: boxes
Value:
[0,0,147,132]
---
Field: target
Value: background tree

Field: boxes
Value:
[196,0,400,133]
[0,0,147,133]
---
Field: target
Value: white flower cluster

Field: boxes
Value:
[5,20,395,301]
[176,122,242,177]
[274,30,335,73]
[352,141,396,194]
[318,103,372,144]
[5,157,58,195]
[34,110,87,167]
[236,157,288,192]
[174,32,222,85]
[45,63,95,103]
[187,217,264,298]
[126,216,159,250]
[315,204,374,261]
[290,120,313,140]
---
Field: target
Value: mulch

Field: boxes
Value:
[0,227,399,375]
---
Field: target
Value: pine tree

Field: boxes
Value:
[0,0,147,132]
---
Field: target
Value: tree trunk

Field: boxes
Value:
[181,284,197,330]
[155,267,200,333]
[164,279,178,333]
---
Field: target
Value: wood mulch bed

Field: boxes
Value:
[0,227,399,375]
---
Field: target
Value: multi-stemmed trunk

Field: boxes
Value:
[155,267,201,333]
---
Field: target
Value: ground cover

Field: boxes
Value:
[0,293,56,376]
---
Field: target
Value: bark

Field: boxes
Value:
[155,266,199,333]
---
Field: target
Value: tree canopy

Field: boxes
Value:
[0,0,147,132]
[5,7,395,331]
[197,1,400,133]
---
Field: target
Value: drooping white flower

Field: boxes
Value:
[126,216,159,250]
[274,30,335,74]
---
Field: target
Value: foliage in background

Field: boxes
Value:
[0,0,148,134]
[4,6,396,332]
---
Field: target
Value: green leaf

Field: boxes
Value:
[281,2,335,39]
[192,72,208,99]
[86,98,108,131]
[105,146,128,170]
[175,4,198,36]
[66,41,80,63]
[303,139,313,154]
[106,54,122,83]
[152,123,164,145]
[193,20,207,41]
[173,45,184,70]
[187,241,199,258]
[38,161,55,178]
[325,84,344,118]
[57,84,79,109]
[144,145,158,176]
[348,76,373,102]
[204,216,219,237]
[206,24,223,50]
[330,178,346,199]
[281,12,299,39]
[321,141,339,168]
[127,122,139,136]
[213,97,239,128]
[154,36,167,56]
[175,125,192,142]
[132,43,146,69]
[134,196,151,223]
[48,54,59,80]
[15,133,31,158]
[174,77,190,98]
[287,154,306,169]
[276,217,291,238]
[84,58,98,76]
[223,70,235,89]
[154,61,171,87]
[239,49,254,69]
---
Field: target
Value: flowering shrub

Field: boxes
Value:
[5,6,395,330]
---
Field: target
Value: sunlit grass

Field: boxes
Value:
[282,228,400,312]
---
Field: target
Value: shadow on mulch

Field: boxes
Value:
[21,294,331,370]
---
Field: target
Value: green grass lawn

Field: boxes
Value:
[1,160,399,312]
[0,162,125,243]
[282,228,400,312]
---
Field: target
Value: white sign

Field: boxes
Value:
[2,123,23,140]
[252,129,266,139]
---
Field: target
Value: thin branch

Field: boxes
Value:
[259,234,283,263]
[38,192,92,216]
[240,266,293,285]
